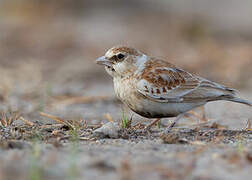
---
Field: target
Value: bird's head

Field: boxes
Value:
[96,46,148,77]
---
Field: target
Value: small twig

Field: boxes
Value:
[40,112,75,129]
[20,117,35,126]
[78,137,96,141]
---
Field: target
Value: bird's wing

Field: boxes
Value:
[136,59,235,103]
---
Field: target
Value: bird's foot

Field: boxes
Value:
[142,118,161,135]
[136,126,152,135]
[161,113,186,135]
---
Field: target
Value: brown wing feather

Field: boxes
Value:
[136,59,236,103]
[136,59,200,102]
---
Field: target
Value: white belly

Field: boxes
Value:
[113,77,204,118]
[132,98,205,118]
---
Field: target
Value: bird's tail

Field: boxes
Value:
[227,97,252,106]
[201,80,252,107]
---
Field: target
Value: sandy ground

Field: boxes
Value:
[0,73,251,180]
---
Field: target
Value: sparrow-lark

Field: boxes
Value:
[96,46,252,133]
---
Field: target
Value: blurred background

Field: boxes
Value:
[0,0,252,127]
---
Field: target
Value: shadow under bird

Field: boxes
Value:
[96,46,252,133]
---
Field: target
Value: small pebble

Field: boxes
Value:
[93,122,121,138]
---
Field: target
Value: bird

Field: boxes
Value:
[96,46,252,133]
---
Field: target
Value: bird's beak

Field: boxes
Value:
[96,56,113,67]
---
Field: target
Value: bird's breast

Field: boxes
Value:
[113,77,135,101]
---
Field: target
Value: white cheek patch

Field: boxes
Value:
[136,54,148,66]
[136,54,148,73]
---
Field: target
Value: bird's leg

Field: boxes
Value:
[162,106,209,134]
[201,105,207,122]
[144,118,161,131]
[163,113,186,134]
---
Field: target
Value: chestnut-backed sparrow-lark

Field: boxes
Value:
[96,46,252,133]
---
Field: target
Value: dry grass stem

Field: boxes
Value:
[20,117,35,126]
[40,112,75,129]
[0,112,21,127]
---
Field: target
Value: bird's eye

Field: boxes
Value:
[117,53,125,59]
